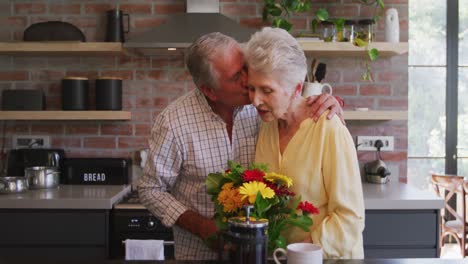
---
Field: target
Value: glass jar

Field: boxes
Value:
[356,19,375,43]
[320,21,334,42]
[344,20,356,43]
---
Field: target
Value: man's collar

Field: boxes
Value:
[194,89,245,120]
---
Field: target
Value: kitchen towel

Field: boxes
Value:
[125,239,164,260]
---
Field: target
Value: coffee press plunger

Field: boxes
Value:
[220,205,269,264]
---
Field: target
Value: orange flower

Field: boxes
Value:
[217,183,246,213]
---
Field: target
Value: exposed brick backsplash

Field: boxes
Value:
[0,0,408,179]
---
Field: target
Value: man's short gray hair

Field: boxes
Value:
[244,27,307,92]
[186,32,238,90]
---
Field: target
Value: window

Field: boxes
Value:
[408,0,468,189]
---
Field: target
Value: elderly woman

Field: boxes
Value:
[244,27,365,259]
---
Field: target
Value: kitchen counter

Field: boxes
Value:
[363,182,444,210]
[0,184,131,209]
[0,258,462,264]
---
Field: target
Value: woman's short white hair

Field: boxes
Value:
[244,27,307,92]
[186,32,238,90]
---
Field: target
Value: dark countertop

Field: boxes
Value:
[0,259,466,264]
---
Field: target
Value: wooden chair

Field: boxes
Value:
[431,174,467,257]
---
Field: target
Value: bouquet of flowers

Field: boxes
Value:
[206,160,319,251]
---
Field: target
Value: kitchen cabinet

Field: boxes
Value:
[0,42,124,56]
[0,111,131,121]
[364,209,439,258]
[0,209,110,257]
[0,185,130,257]
[362,183,443,258]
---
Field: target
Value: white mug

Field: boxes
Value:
[273,243,322,264]
[303,81,333,97]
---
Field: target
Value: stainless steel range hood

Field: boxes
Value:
[124,0,255,55]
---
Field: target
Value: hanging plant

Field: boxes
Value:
[262,0,328,32]
[353,0,385,81]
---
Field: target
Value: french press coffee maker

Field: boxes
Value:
[220,205,269,264]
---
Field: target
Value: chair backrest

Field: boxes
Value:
[431,174,466,224]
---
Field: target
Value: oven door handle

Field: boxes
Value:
[122,240,175,246]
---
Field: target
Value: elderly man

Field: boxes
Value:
[138,32,342,260]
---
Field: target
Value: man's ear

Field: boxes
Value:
[200,85,217,101]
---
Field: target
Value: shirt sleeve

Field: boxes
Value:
[310,117,365,259]
[138,112,188,227]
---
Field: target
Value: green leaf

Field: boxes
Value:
[269,6,283,17]
[206,172,225,195]
[249,162,269,172]
[275,235,287,249]
[291,195,302,212]
[255,192,272,218]
[286,215,313,232]
[315,8,329,21]
[273,18,293,31]
[353,38,368,47]
[377,0,385,11]
[368,48,379,61]
[333,18,345,31]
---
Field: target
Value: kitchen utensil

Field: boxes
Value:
[314,63,326,83]
[23,21,86,42]
[0,176,29,194]
[219,205,268,264]
[7,148,65,178]
[63,158,131,185]
[95,77,123,110]
[25,166,60,189]
[105,9,130,42]
[62,77,89,110]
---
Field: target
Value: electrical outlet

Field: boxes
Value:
[356,136,394,151]
[12,135,50,149]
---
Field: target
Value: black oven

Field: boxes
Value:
[110,197,174,259]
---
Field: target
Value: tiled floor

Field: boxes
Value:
[441,243,465,258]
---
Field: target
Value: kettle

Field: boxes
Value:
[364,140,391,184]
[365,159,391,184]
[220,205,268,264]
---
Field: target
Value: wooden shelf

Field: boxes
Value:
[0,111,131,120]
[298,42,408,57]
[0,42,125,56]
[344,110,407,120]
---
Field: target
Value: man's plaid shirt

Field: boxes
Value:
[138,88,259,260]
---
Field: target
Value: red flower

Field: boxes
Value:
[265,182,295,197]
[242,169,265,182]
[298,201,319,215]
[225,169,231,173]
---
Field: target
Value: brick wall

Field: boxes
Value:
[0,0,408,180]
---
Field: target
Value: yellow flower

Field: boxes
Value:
[217,182,245,213]
[239,181,275,204]
[264,172,293,188]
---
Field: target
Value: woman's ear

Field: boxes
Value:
[295,82,303,98]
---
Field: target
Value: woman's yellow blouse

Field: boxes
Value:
[255,114,365,259]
